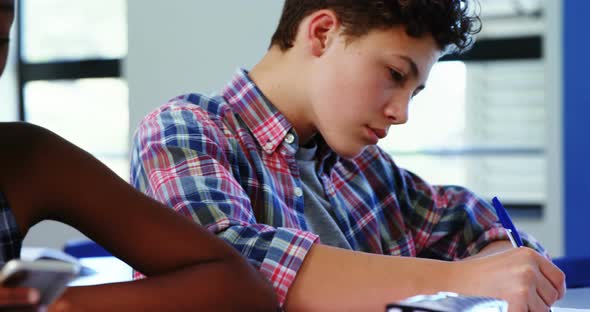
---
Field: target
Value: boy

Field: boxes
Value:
[0,0,277,311]
[132,0,565,311]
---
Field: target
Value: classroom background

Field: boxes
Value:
[0,0,587,258]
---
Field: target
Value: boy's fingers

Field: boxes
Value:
[536,256,566,299]
[528,289,551,312]
[536,271,560,306]
[0,287,39,305]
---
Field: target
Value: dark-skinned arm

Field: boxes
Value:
[0,122,277,312]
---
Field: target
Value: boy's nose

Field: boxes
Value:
[384,94,410,125]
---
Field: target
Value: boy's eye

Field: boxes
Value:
[389,69,405,82]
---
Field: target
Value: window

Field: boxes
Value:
[379,61,468,186]
[0,13,18,122]
[379,60,546,210]
[379,0,546,215]
[17,0,128,179]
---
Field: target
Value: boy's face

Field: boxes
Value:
[307,26,440,158]
[0,0,14,75]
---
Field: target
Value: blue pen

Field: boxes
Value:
[492,196,524,248]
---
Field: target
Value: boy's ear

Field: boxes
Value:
[305,10,340,57]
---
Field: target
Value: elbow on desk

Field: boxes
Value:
[207,255,278,312]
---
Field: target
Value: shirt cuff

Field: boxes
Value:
[464,224,549,259]
[258,227,319,307]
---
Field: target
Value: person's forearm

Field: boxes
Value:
[466,240,514,259]
[284,244,453,312]
[0,123,278,311]
[53,257,277,312]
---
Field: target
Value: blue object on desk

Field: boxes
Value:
[68,257,133,286]
[63,239,113,258]
[553,256,590,288]
[492,197,524,247]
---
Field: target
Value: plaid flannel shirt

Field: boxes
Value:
[0,192,23,264]
[130,69,545,306]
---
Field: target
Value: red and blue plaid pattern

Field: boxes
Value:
[130,69,545,306]
[0,192,23,264]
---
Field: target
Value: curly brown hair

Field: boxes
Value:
[270,0,481,54]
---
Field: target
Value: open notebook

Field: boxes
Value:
[21,247,96,277]
[386,292,590,312]
[386,292,507,311]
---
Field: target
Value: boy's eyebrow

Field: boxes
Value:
[397,55,420,78]
[395,54,427,90]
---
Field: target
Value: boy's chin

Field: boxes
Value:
[328,141,368,159]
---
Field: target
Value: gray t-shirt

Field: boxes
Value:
[295,144,351,249]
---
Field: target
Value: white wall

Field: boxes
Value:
[24,222,88,250]
[540,0,564,256]
[126,0,284,139]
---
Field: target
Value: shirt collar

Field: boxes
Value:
[221,68,340,171]
[221,68,293,154]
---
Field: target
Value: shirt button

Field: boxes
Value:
[294,187,303,197]
[264,142,274,151]
[285,133,295,144]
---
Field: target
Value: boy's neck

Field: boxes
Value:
[249,46,317,145]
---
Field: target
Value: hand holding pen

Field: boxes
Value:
[444,196,565,311]
[488,196,566,311]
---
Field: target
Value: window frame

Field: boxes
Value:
[15,0,123,121]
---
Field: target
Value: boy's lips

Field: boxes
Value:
[369,127,387,139]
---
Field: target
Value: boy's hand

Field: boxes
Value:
[451,247,565,311]
[0,286,41,311]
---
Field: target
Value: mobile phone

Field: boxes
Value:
[0,259,80,305]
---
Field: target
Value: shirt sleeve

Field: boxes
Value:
[130,101,318,305]
[385,151,547,260]
[0,192,23,263]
